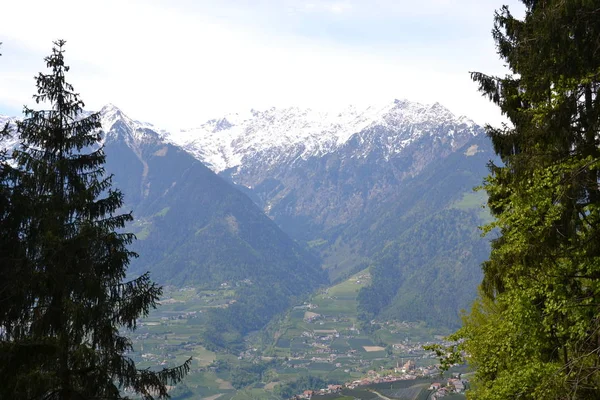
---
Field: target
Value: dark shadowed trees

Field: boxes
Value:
[0,40,189,399]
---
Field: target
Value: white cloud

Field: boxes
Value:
[0,0,521,129]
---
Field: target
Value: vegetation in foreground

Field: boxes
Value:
[0,41,189,399]
[445,1,600,399]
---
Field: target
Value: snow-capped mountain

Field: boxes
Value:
[167,99,480,175]
[157,99,486,241]
[100,104,169,146]
[162,98,492,327]
[0,105,167,160]
[2,99,480,176]
[0,99,494,329]
[96,100,491,327]
[1,100,486,238]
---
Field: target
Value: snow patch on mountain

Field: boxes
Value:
[100,104,168,146]
[0,106,168,154]
[167,99,479,173]
[2,99,481,176]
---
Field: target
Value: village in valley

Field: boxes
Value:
[287,360,467,399]
[265,297,468,399]
[124,270,469,399]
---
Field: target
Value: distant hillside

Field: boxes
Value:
[337,135,492,326]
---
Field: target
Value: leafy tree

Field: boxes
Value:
[452,1,600,399]
[0,40,189,399]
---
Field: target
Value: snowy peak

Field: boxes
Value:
[167,99,482,173]
[99,103,126,130]
[99,104,166,147]
[378,99,468,128]
[0,106,164,154]
[3,98,482,177]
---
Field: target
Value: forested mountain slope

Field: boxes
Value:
[356,135,495,326]
[167,100,495,327]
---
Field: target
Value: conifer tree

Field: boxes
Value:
[449,1,600,399]
[0,40,189,399]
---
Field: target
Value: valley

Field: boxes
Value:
[1,100,491,399]
[3,2,592,398]
[128,271,467,399]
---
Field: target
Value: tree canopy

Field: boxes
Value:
[0,40,189,399]
[453,1,600,399]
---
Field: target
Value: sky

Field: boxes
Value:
[0,0,524,129]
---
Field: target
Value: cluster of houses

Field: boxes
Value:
[345,373,422,390]
[287,363,467,399]
[140,352,171,367]
[428,377,467,398]
[293,303,319,311]
[344,361,441,387]
[219,278,254,288]
[291,384,343,399]
[289,375,468,399]
[288,373,468,399]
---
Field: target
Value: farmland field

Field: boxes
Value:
[127,273,456,399]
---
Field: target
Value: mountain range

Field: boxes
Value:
[1,99,495,346]
[166,100,493,326]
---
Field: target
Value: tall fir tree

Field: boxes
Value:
[449,1,600,399]
[0,40,189,399]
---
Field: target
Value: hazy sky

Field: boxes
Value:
[0,0,524,129]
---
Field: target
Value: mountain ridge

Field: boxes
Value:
[0,99,494,332]
[1,99,482,176]
[166,98,480,176]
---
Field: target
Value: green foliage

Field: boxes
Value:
[231,369,262,390]
[456,2,600,398]
[354,135,494,327]
[0,41,189,399]
[207,359,274,390]
[358,208,488,327]
[202,285,301,351]
[168,383,194,400]
[422,342,462,376]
